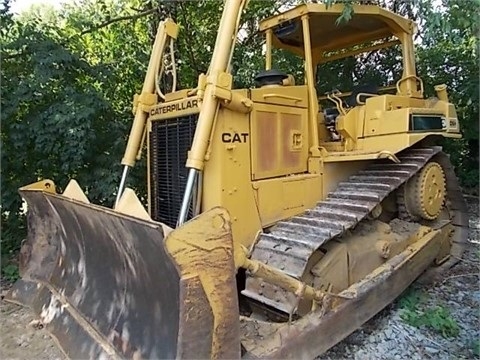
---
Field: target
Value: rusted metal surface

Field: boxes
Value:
[176,277,214,358]
[242,226,446,359]
[6,190,238,359]
[244,146,447,313]
[4,279,43,309]
[13,190,182,358]
[256,111,277,174]
[165,207,241,359]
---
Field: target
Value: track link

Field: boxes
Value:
[243,146,459,314]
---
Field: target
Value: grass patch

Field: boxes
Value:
[471,338,480,357]
[398,288,460,338]
[1,261,19,283]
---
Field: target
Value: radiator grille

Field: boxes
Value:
[150,114,198,228]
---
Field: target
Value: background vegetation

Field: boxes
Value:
[1,0,478,275]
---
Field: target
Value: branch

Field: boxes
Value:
[240,25,261,48]
[452,255,480,265]
[80,7,158,36]
[178,2,200,77]
[441,272,479,284]
[2,51,24,60]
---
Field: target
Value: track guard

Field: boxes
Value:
[5,182,240,359]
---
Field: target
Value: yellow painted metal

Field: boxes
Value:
[30,0,464,322]
[307,221,433,303]
[404,161,447,220]
[322,160,369,195]
[222,91,253,114]
[265,29,272,70]
[301,15,320,154]
[121,19,179,167]
[142,2,462,257]
[259,3,422,100]
[249,102,308,180]
[419,163,447,219]
[435,84,449,101]
[260,3,413,48]
[19,179,56,193]
[237,245,353,305]
[63,180,90,203]
[149,97,200,121]
[186,0,249,171]
[317,86,397,101]
[396,31,421,97]
[319,40,401,64]
[253,174,322,227]
[200,103,263,251]
[164,207,240,359]
[115,188,152,221]
[10,2,468,358]
[250,85,308,108]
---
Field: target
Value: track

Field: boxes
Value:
[243,146,468,314]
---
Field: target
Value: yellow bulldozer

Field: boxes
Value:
[6,1,469,359]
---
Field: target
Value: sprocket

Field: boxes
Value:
[402,161,446,220]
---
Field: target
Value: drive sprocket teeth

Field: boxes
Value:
[404,161,446,220]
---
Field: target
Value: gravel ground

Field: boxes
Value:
[318,196,480,360]
[1,197,478,359]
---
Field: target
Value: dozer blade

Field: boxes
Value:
[5,181,240,359]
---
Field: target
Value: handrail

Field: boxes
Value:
[396,75,424,96]
[318,85,397,101]
[355,92,379,105]
[263,93,303,103]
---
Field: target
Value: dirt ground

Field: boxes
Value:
[0,197,478,359]
[0,300,65,360]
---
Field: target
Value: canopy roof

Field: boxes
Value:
[259,3,415,58]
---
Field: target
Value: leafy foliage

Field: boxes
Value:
[472,338,480,357]
[399,289,460,338]
[1,263,19,283]
[1,0,141,253]
[398,287,426,309]
[416,0,479,191]
[402,305,460,338]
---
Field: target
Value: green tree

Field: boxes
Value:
[416,0,479,191]
[0,0,283,258]
[1,0,137,255]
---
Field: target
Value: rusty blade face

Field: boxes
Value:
[14,190,181,359]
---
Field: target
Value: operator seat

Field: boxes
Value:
[255,69,288,87]
[345,84,379,107]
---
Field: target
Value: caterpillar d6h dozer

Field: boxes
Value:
[6,1,469,359]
